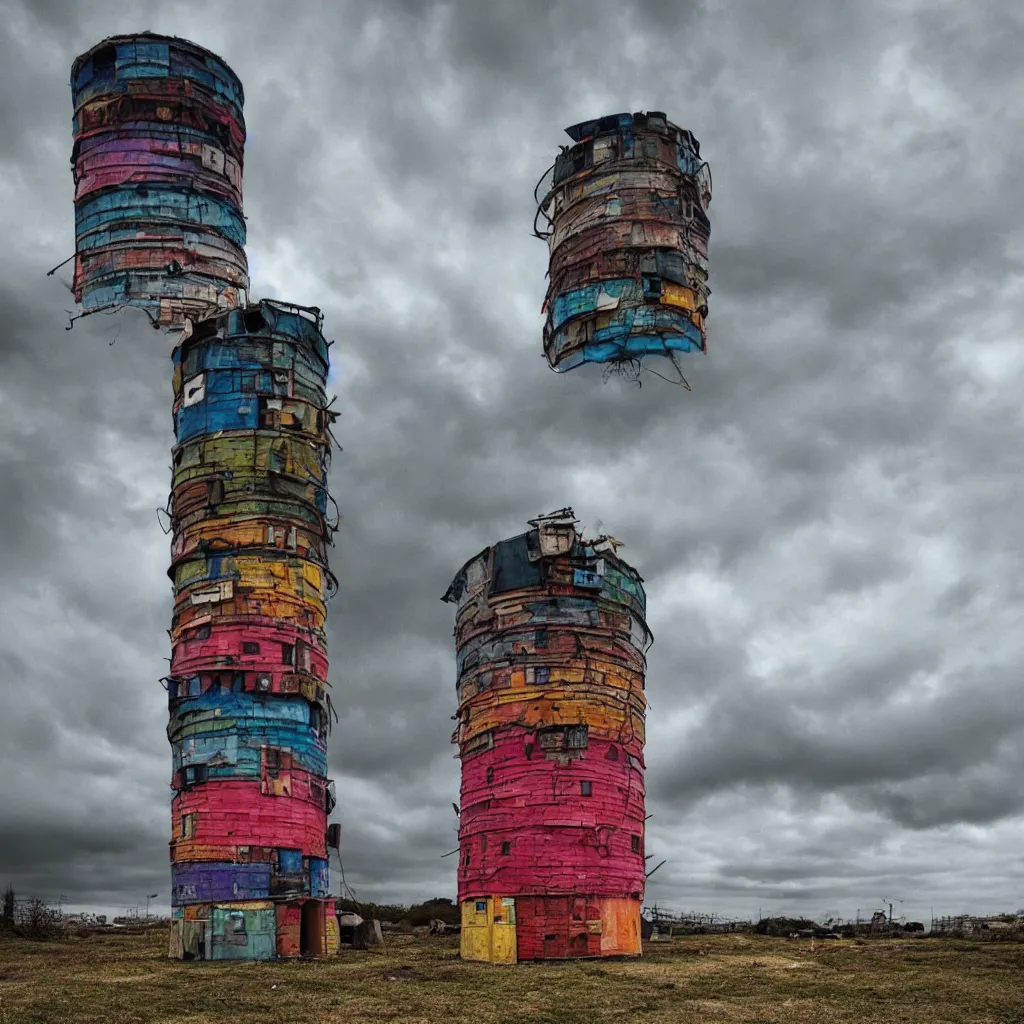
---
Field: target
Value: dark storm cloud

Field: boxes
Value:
[1,0,1023,924]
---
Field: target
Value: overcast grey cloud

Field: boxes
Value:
[1,0,1023,924]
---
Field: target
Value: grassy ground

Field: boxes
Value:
[1,929,1023,1024]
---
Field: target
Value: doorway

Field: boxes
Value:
[300,899,324,957]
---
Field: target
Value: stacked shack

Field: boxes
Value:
[443,511,652,962]
[68,34,340,960]
[535,111,712,377]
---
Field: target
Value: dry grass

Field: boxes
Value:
[1,929,1023,1024]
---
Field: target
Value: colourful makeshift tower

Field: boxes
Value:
[535,111,712,380]
[69,34,340,960]
[71,34,248,328]
[442,511,652,962]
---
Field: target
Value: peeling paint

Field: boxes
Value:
[443,510,651,961]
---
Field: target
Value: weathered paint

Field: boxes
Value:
[165,293,339,959]
[460,896,517,964]
[210,902,276,960]
[276,904,301,958]
[70,33,248,327]
[535,111,711,375]
[443,512,650,961]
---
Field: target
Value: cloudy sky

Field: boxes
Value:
[2,0,1023,924]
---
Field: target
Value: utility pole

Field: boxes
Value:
[145,894,159,919]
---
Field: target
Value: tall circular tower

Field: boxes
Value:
[442,511,652,962]
[535,111,711,378]
[70,33,248,328]
[165,300,339,959]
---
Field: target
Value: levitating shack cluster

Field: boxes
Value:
[71,35,248,328]
[64,35,711,964]
[535,111,712,379]
[68,34,341,960]
[443,511,652,962]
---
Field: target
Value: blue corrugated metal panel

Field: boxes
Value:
[309,857,329,897]
[75,188,246,247]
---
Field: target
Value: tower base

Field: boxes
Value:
[169,897,338,960]
[460,895,641,963]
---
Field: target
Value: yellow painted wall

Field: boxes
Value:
[325,915,340,956]
[491,897,518,964]
[461,898,491,962]
[460,897,518,964]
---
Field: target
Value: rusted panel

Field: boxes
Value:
[69,33,248,328]
[276,904,301,958]
[444,511,649,961]
[534,111,711,380]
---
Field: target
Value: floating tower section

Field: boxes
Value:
[442,511,652,962]
[534,111,711,377]
[71,34,248,327]
[68,35,340,960]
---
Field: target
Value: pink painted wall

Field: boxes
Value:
[171,777,328,858]
[457,731,645,899]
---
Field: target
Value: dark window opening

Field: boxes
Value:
[92,44,116,77]
[281,643,295,666]
[242,309,266,334]
[642,275,664,299]
[231,914,246,934]
[565,725,589,750]
[463,853,471,867]
[535,627,548,649]
[242,642,259,654]
[631,835,642,853]
[533,666,550,685]
[208,478,224,505]
[501,842,511,856]
[581,781,593,797]
[486,767,494,783]
[195,624,211,640]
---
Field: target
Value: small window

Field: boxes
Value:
[475,901,487,912]
[281,643,294,666]
[534,666,550,685]
[92,44,116,76]
[231,914,246,934]
[581,781,592,797]
[631,835,642,853]
[463,853,471,867]
[242,309,266,334]
[195,624,211,640]
[242,642,259,654]
[642,275,664,299]
[501,842,511,856]
[486,767,494,784]
[535,627,548,649]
